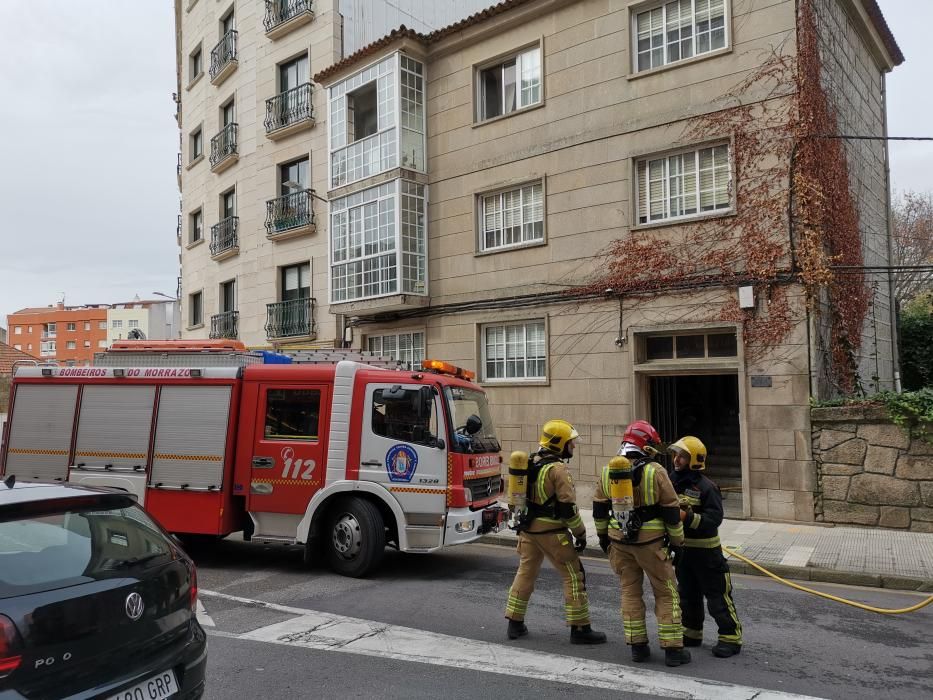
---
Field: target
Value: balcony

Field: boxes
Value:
[264,83,314,140]
[210,216,239,260]
[209,311,239,339]
[209,30,238,85]
[264,0,314,39]
[265,190,315,241]
[210,123,238,172]
[176,214,182,246]
[265,298,316,341]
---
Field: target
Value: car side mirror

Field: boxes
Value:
[433,438,446,450]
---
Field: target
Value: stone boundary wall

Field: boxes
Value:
[812,406,933,532]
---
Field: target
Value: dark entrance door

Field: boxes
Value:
[649,374,742,516]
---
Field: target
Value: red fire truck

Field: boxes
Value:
[0,342,506,577]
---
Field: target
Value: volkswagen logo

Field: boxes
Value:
[125,592,144,621]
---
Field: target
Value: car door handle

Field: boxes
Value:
[361,460,382,466]
[252,456,274,468]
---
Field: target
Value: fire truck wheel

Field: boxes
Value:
[326,497,386,577]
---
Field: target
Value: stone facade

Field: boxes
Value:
[813,405,933,532]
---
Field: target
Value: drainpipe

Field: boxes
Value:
[880,73,901,392]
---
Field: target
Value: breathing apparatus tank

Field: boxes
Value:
[608,455,635,534]
[507,450,529,522]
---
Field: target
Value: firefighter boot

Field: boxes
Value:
[712,641,741,658]
[507,620,528,640]
[683,636,702,647]
[631,643,651,662]
[664,648,692,667]
[570,625,607,645]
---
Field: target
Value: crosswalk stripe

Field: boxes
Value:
[199,589,822,700]
[196,599,215,627]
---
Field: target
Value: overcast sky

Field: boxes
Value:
[0,1,930,328]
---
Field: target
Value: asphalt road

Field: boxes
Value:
[190,538,933,700]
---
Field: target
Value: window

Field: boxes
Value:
[347,82,378,143]
[83,322,90,331]
[482,320,547,381]
[40,341,56,356]
[13,344,21,351]
[331,181,427,303]
[221,98,235,127]
[27,326,32,333]
[221,189,236,220]
[367,332,425,370]
[84,341,91,349]
[642,331,737,361]
[14,326,21,335]
[480,182,544,252]
[264,389,320,440]
[371,387,437,446]
[189,291,203,327]
[190,128,203,160]
[281,263,310,302]
[279,54,309,92]
[98,340,107,348]
[190,209,203,243]
[128,320,139,329]
[280,157,309,195]
[636,144,730,224]
[221,279,236,312]
[98,321,107,330]
[635,0,727,72]
[477,46,541,121]
[44,323,56,337]
[221,8,235,35]
[112,320,123,329]
[190,46,202,81]
[66,341,76,350]
[66,322,76,332]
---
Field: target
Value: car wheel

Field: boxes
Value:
[326,497,385,577]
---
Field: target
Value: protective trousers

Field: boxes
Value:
[608,540,683,648]
[677,547,742,645]
[505,530,590,626]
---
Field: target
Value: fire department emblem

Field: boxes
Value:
[385,445,418,483]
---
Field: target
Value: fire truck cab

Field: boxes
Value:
[1,344,506,577]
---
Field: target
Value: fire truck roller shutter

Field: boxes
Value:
[4,384,79,481]
[150,385,232,490]
[74,386,155,470]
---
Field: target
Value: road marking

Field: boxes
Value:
[196,599,215,627]
[781,546,815,567]
[200,589,823,700]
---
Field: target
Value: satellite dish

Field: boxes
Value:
[128,329,147,340]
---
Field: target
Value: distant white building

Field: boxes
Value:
[107,300,180,345]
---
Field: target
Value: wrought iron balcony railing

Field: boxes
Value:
[263,0,313,33]
[265,298,316,339]
[264,83,313,134]
[209,30,237,81]
[210,216,239,257]
[265,189,314,236]
[210,123,238,168]
[209,311,239,339]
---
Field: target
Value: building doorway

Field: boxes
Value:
[649,374,743,517]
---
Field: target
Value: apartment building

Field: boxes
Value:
[7,303,110,366]
[176,0,902,521]
[107,299,180,345]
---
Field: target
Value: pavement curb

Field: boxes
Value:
[478,534,933,593]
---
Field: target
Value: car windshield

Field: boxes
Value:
[444,386,500,454]
[0,503,173,598]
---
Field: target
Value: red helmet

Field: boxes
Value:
[622,420,662,451]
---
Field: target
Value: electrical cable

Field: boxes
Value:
[721,545,933,615]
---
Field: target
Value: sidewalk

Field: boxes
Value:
[481,510,933,592]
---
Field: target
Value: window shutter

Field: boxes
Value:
[637,160,648,222]
[699,147,715,210]
[648,158,666,221]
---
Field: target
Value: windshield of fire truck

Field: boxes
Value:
[444,386,500,454]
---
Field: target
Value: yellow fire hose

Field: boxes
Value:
[722,545,933,615]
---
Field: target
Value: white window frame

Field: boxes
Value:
[14,326,21,335]
[98,321,107,330]
[632,0,729,73]
[128,320,139,329]
[635,143,732,225]
[475,45,542,122]
[367,331,426,370]
[481,319,548,383]
[66,322,76,331]
[66,341,76,350]
[478,181,545,253]
[112,320,123,329]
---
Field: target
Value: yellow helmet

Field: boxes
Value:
[539,419,580,456]
[669,436,707,470]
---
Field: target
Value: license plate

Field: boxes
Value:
[108,669,179,700]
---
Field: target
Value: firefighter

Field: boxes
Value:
[504,419,607,645]
[668,436,743,658]
[593,420,690,667]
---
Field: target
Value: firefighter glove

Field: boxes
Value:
[573,534,587,552]
[598,534,610,554]
[679,506,694,524]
